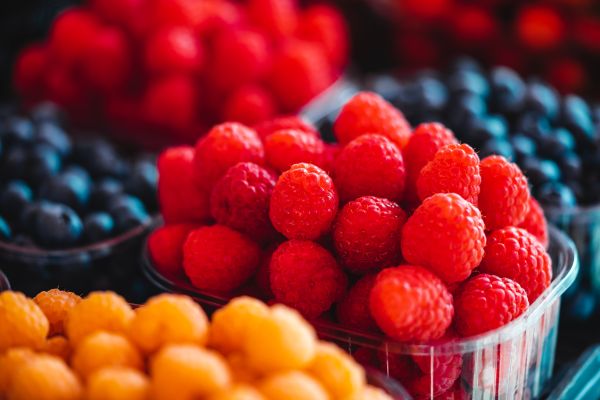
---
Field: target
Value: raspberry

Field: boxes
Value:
[247,0,299,39]
[297,5,348,69]
[43,336,72,361]
[222,85,277,126]
[269,163,338,240]
[33,289,81,337]
[150,345,231,400]
[334,92,412,150]
[0,348,35,394]
[321,143,341,173]
[270,240,347,319]
[44,65,89,112]
[417,143,481,204]
[259,371,328,400]
[332,134,406,203]
[66,291,135,346]
[243,304,317,373]
[142,75,198,133]
[209,296,269,354]
[194,122,264,191]
[307,342,366,398]
[146,0,208,31]
[207,385,265,400]
[90,0,142,29]
[333,196,407,274]
[370,266,453,342]
[454,274,529,337]
[401,193,485,283]
[148,224,198,277]
[7,355,82,400]
[0,291,49,351]
[49,8,100,63]
[253,115,319,142]
[128,293,209,354]
[226,353,259,384]
[13,44,48,98]
[210,162,277,242]
[265,129,326,173]
[71,331,143,379]
[158,146,211,224]
[86,367,150,400]
[336,274,379,332]
[268,40,332,112]
[480,227,553,302]
[518,197,549,248]
[145,26,204,76]
[255,246,276,297]
[479,155,531,230]
[183,225,261,293]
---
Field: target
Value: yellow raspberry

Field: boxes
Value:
[258,371,328,400]
[66,291,134,346]
[85,367,150,400]
[128,294,209,354]
[7,354,82,400]
[0,347,35,394]
[43,336,72,361]
[347,385,394,400]
[151,344,231,400]
[0,291,49,351]
[307,342,365,398]
[207,384,266,400]
[209,297,269,355]
[34,289,81,336]
[226,353,259,384]
[243,305,316,373]
[71,331,143,380]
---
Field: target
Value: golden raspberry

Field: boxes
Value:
[307,342,365,398]
[243,305,316,373]
[0,291,49,351]
[43,336,71,361]
[66,291,134,346]
[258,371,328,400]
[0,347,35,394]
[151,344,231,400]
[7,354,82,400]
[128,294,209,354]
[71,331,143,380]
[33,289,81,336]
[207,384,265,400]
[85,367,150,400]
[226,353,259,384]
[209,296,269,354]
[352,385,394,400]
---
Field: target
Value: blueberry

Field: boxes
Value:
[524,81,559,119]
[83,212,114,243]
[0,117,35,145]
[538,128,576,158]
[39,172,91,210]
[33,203,83,248]
[480,138,515,160]
[565,291,596,322]
[36,121,71,156]
[1,146,28,181]
[511,134,537,160]
[415,76,448,112]
[109,195,150,233]
[559,153,582,181]
[515,113,552,138]
[368,75,402,101]
[489,66,525,113]
[27,144,62,184]
[537,182,577,208]
[90,179,124,210]
[124,160,158,207]
[560,95,595,144]
[521,158,560,186]
[450,56,482,72]
[12,234,36,247]
[29,102,63,124]
[73,139,127,178]
[446,94,487,134]
[0,216,11,241]
[466,115,508,146]
[0,180,32,219]
[447,69,490,98]
[62,165,91,186]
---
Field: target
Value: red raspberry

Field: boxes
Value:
[480,227,552,302]
[195,1,244,37]
[148,223,198,277]
[369,265,453,342]
[222,85,277,126]
[401,193,486,284]
[479,155,530,230]
[43,65,89,113]
[332,134,406,203]
[269,163,338,240]
[247,0,298,39]
[333,92,412,150]
[146,0,208,31]
[183,225,261,293]
[268,40,332,112]
[320,143,340,174]
[264,129,326,173]
[435,383,468,400]
[49,8,100,63]
[253,116,319,142]
[210,162,277,242]
[255,245,277,297]
[518,197,549,248]
[142,75,198,134]
[417,143,480,204]
[333,196,407,274]
[297,4,348,69]
[194,122,264,191]
[270,240,347,319]
[90,0,142,29]
[454,274,529,337]
[336,274,378,332]
[145,26,204,76]
[158,146,211,224]
[516,5,565,51]
[13,44,48,99]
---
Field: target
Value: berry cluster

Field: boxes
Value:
[371,58,600,208]
[0,103,157,249]
[0,289,392,400]
[13,0,348,144]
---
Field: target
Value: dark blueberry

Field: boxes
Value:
[565,291,596,322]
[538,128,576,158]
[466,115,508,146]
[90,179,124,210]
[12,234,36,247]
[0,216,11,241]
[73,139,128,178]
[0,117,35,145]
[124,160,158,207]
[559,153,582,181]
[0,181,33,219]
[593,104,600,123]
[27,144,62,184]
[39,172,91,210]
[521,158,560,186]
[1,146,28,181]
[560,95,595,144]
[445,94,487,135]
[19,201,44,234]
[36,121,71,156]
[83,212,114,243]
[566,181,585,203]
[511,134,537,160]
[515,113,551,138]
[537,182,577,208]
[447,69,490,98]
[367,75,402,102]
[480,139,515,160]
[415,76,448,112]
[450,56,482,72]
[489,66,525,113]
[109,195,150,233]
[33,203,83,248]
[62,165,91,186]
[29,102,63,124]
[523,81,559,119]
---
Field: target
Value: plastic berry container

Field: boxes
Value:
[142,225,578,399]
[0,269,10,291]
[546,345,600,400]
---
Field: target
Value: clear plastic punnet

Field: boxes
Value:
[142,226,578,399]
[0,269,9,291]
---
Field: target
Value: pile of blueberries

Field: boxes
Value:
[368,58,600,209]
[0,103,158,250]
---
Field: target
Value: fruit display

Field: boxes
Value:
[0,289,396,400]
[12,0,349,145]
